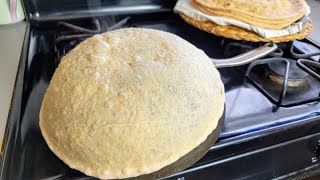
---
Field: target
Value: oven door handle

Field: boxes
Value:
[212,43,277,68]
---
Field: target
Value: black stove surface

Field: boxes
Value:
[2,11,320,180]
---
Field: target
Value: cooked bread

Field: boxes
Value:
[192,0,309,30]
[180,13,312,42]
[39,28,225,179]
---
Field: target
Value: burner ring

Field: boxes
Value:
[265,58,309,88]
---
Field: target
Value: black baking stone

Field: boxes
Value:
[127,107,226,180]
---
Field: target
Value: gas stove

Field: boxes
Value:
[1,1,320,179]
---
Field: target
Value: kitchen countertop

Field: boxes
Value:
[0,1,318,150]
[0,21,26,148]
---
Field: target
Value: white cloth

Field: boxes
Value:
[173,0,310,38]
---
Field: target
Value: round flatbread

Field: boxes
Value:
[39,28,225,179]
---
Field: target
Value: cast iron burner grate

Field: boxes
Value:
[54,17,131,66]
[245,43,320,107]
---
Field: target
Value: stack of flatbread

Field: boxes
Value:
[174,0,313,42]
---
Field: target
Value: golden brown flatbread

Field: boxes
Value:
[180,13,312,42]
[39,28,225,179]
[192,0,309,29]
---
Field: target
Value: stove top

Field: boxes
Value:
[54,14,320,139]
[2,9,320,180]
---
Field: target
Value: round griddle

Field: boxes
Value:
[128,106,226,180]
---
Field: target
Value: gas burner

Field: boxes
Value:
[265,58,309,89]
[246,58,320,107]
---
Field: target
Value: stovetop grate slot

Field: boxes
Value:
[246,58,290,107]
